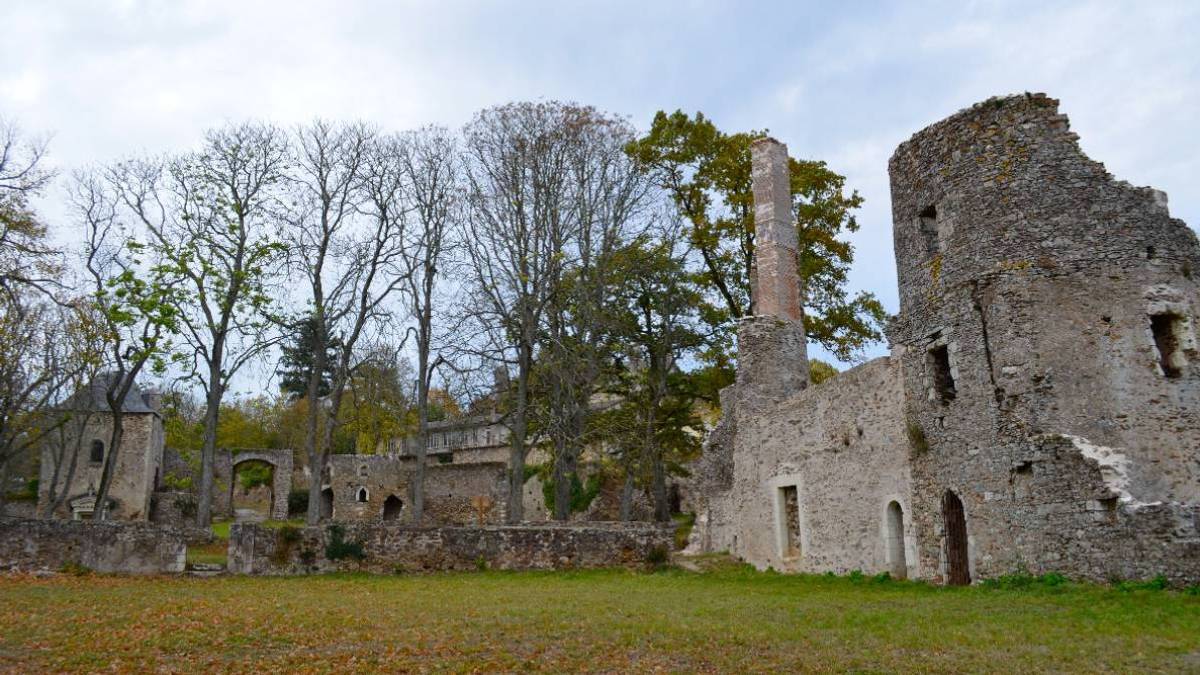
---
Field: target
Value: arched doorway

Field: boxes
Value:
[942,490,970,585]
[230,459,274,523]
[222,450,293,521]
[885,500,907,580]
[382,495,403,521]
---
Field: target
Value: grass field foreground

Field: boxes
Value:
[1,563,1198,672]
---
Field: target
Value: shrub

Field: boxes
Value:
[1117,574,1169,592]
[298,547,317,566]
[162,472,193,491]
[288,490,309,517]
[475,555,488,572]
[541,472,602,515]
[905,420,929,455]
[982,570,1071,590]
[60,561,92,576]
[872,572,892,584]
[272,525,304,565]
[848,570,865,582]
[173,494,198,519]
[646,545,670,568]
[324,524,366,562]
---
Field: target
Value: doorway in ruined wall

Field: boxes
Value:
[885,501,908,580]
[942,490,971,585]
[778,485,801,558]
[319,487,334,520]
[382,495,403,521]
[230,459,273,523]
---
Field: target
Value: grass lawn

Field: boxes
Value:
[1,562,1198,672]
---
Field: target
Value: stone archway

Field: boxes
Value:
[228,450,292,521]
[884,500,907,580]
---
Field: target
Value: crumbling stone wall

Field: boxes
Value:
[227,521,673,575]
[700,356,913,575]
[0,518,186,574]
[328,456,509,525]
[889,93,1200,584]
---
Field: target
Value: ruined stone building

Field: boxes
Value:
[689,93,1200,585]
[37,374,164,521]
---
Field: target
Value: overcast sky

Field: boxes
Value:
[3,0,1198,383]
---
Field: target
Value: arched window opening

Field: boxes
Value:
[885,501,908,580]
[358,464,368,478]
[356,487,369,503]
[89,440,104,463]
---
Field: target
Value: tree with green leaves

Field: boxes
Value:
[115,122,289,526]
[625,111,886,369]
[605,224,708,521]
[276,313,341,401]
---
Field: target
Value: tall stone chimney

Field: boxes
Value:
[751,138,802,322]
[735,137,809,404]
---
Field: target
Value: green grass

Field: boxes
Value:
[1,563,1198,672]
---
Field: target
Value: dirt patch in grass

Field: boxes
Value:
[1,566,1197,672]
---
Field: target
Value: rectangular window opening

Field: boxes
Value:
[779,485,801,558]
[918,205,940,255]
[928,344,957,403]
[1150,313,1186,378]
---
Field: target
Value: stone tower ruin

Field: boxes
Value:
[889,93,1200,583]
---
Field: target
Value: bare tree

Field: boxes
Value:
[36,303,106,518]
[0,296,95,518]
[116,122,288,526]
[71,170,179,521]
[286,121,411,525]
[0,117,60,301]
[461,102,583,523]
[396,127,459,523]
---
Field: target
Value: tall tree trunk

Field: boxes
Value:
[649,364,671,523]
[411,316,431,523]
[93,412,124,521]
[303,328,326,526]
[619,469,635,522]
[0,459,9,519]
[506,342,531,524]
[195,357,224,527]
[552,435,572,521]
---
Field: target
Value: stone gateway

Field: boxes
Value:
[688,93,1200,586]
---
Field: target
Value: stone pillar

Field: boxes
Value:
[735,137,809,404]
[751,138,802,322]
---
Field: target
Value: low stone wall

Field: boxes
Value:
[0,518,186,574]
[0,500,36,519]
[228,521,673,575]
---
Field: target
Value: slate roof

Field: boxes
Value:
[61,372,159,414]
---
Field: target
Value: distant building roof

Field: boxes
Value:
[61,372,160,414]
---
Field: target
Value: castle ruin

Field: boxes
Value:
[689,93,1200,585]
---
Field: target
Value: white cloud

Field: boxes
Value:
[2,0,1196,373]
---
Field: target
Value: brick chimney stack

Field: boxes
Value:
[750,137,802,322]
[735,137,809,404]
